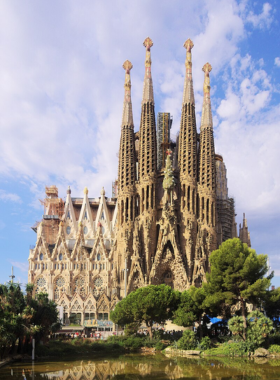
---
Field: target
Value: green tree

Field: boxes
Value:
[228,311,273,350]
[263,287,280,327]
[110,284,179,338]
[0,282,60,358]
[204,238,272,339]
[172,286,209,337]
[177,330,197,350]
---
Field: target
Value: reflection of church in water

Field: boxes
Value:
[34,357,252,380]
[28,38,251,325]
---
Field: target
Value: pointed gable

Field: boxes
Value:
[97,293,110,312]
[95,188,111,237]
[64,186,77,238]
[52,221,70,259]
[78,187,95,237]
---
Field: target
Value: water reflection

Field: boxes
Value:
[2,354,280,380]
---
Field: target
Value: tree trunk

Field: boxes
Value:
[241,298,247,341]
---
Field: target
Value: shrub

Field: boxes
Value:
[155,341,165,351]
[199,336,211,350]
[107,335,144,349]
[177,330,197,350]
[268,344,280,353]
[123,337,144,349]
[204,342,247,356]
[107,335,124,344]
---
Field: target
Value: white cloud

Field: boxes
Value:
[247,2,273,29]
[275,57,280,67]
[0,189,21,203]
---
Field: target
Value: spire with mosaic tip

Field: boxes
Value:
[200,62,213,130]
[142,37,154,104]
[198,62,216,192]
[118,60,136,203]
[182,38,195,105]
[178,38,197,182]
[138,37,157,181]
[121,60,134,127]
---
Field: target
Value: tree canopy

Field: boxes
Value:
[0,282,60,358]
[203,238,272,338]
[172,286,210,336]
[110,284,179,337]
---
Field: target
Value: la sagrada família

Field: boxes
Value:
[28,38,251,326]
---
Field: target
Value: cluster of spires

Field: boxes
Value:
[120,37,213,133]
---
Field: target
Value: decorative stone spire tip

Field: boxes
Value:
[123,60,133,73]
[84,187,88,195]
[202,62,212,74]
[183,38,194,51]
[200,62,213,129]
[182,38,195,105]
[142,37,154,103]
[143,37,153,50]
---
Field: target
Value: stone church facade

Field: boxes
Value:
[28,38,251,326]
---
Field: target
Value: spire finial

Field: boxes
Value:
[200,62,213,129]
[143,37,153,51]
[123,60,133,73]
[142,37,154,103]
[121,60,134,127]
[123,60,133,91]
[182,38,195,105]
[84,187,88,195]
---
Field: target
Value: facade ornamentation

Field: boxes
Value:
[28,38,251,325]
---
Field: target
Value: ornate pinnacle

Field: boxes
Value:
[142,37,154,103]
[202,62,212,74]
[143,37,153,50]
[201,62,213,128]
[182,38,195,105]
[84,187,88,195]
[123,60,133,73]
[183,38,194,52]
[121,60,134,126]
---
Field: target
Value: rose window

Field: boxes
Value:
[56,277,65,287]
[94,277,103,287]
[36,277,46,287]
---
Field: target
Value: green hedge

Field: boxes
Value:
[269,344,280,353]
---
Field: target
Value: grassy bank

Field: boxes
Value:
[35,336,169,358]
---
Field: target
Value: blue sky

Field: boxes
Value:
[0,0,279,286]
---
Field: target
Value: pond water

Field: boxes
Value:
[1,353,280,380]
